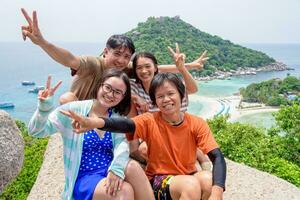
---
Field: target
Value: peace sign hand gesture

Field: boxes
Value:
[168,43,186,71]
[191,50,209,70]
[38,75,62,101]
[21,8,45,45]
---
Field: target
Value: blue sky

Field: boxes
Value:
[2,0,300,44]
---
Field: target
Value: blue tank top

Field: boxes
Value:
[78,109,113,173]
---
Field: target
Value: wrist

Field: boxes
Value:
[39,39,50,48]
[212,185,224,196]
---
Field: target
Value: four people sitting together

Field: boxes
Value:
[22,8,226,200]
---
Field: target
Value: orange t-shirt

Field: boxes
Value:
[128,112,219,179]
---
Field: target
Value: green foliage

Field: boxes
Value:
[272,103,300,166]
[208,115,300,187]
[125,16,275,72]
[240,76,300,106]
[0,120,48,200]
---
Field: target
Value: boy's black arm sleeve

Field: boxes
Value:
[98,117,136,134]
[207,148,226,190]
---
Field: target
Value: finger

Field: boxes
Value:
[21,8,33,27]
[52,80,62,93]
[22,31,26,41]
[22,30,34,41]
[68,110,83,121]
[118,179,123,191]
[32,11,38,33]
[175,43,180,54]
[105,179,110,194]
[46,75,51,89]
[112,179,119,196]
[167,46,175,56]
[199,50,208,59]
[21,25,31,31]
[60,110,72,117]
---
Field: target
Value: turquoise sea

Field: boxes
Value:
[1,42,300,125]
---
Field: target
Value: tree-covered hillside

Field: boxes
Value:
[126,16,275,74]
[240,76,300,106]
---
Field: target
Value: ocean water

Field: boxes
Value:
[188,43,300,127]
[1,42,299,124]
[0,42,104,122]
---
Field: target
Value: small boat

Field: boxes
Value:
[28,86,45,93]
[22,81,35,86]
[0,102,15,109]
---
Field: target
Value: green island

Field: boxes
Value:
[125,16,287,79]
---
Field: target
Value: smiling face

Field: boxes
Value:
[135,57,158,84]
[155,81,182,115]
[103,46,132,69]
[97,76,127,109]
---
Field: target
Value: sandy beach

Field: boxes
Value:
[189,94,279,122]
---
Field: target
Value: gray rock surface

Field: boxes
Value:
[0,110,24,194]
[28,133,300,200]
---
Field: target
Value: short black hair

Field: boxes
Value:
[132,52,159,83]
[106,35,135,55]
[93,68,131,116]
[149,73,185,106]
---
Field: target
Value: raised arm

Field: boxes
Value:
[28,76,64,137]
[168,43,198,94]
[158,50,209,73]
[21,8,81,70]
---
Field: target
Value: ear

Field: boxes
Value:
[103,48,109,57]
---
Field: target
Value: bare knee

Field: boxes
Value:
[170,176,201,200]
[117,182,134,200]
[182,178,201,200]
[125,160,141,176]
[59,92,78,105]
[195,171,212,198]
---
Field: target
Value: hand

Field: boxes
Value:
[38,75,62,101]
[60,110,100,133]
[208,185,224,200]
[191,50,209,70]
[21,8,45,45]
[132,95,149,114]
[168,43,186,70]
[105,171,124,196]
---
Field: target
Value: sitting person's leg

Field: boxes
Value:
[93,178,134,200]
[124,160,155,200]
[193,171,213,200]
[168,175,201,200]
[59,91,78,105]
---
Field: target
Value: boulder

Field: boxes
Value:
[0,110,24,194]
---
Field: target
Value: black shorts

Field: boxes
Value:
[151,175,174,200]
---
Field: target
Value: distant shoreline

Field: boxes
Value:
[194,62,293,81]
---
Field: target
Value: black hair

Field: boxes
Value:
[132,52,159,83]
[93,68,131,116]
[106,35,135,55]
[149,73,185,106]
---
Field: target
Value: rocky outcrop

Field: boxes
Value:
[257,62,291,72]
[0,110,24,194]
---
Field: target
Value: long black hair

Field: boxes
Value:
[93,68,131,116]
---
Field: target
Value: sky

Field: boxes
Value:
[1,0,300,44]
